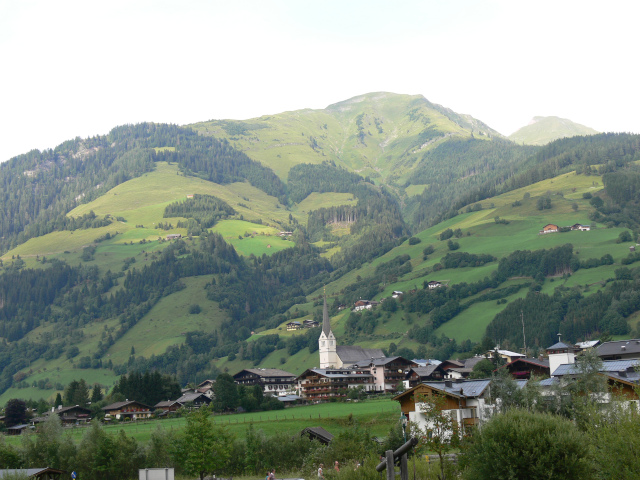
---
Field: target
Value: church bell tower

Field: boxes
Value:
[318,291,338,368]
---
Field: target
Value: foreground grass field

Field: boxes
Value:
[2,398,400,446]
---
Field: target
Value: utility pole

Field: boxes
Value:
[521,310,527,357]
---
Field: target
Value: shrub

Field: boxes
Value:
[189,304,202,314]
[461,410,591,480]
[408,236,421,245]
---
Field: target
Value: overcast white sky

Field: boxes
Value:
[1,0,638,162]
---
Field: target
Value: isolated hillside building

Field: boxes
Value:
[540,224,559,234]
[286,321,302,331]
[427,281,442,289]
[166,233,182,240]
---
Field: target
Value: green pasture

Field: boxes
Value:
[434,285,530,343]
[404,184,429,197]
[68,162,301,228]
[293,192,357,214]
[1,398,400,446]
[106,275,227,365]
[211,219,295,256]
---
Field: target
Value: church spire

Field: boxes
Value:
[322,288,331,336]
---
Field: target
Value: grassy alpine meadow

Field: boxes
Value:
[105,275,228,365]
[190,92,473,182]
[210,219,295,256]
[293,192,358,214]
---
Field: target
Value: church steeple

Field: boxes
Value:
[319,288,338,368]
[322,290,331,336]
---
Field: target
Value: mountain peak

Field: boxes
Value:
[510,116,598,145]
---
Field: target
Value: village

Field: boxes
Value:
[4,297,638,437]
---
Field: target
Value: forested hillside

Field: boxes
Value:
[2,93,640,404]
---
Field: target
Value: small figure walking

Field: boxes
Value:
[318,463,324,479]
[334,461,340,472]
[269,469,275,480]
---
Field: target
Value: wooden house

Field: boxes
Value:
[102,400,153,420]
[233,368,297,396]
[286,321,302,331]
[47,405,92,425]
[540,224,559,234]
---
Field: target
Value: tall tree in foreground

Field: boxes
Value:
[175,406,233,480]
[412,394,460,480]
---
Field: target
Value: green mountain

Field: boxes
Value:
[508,116,599,146]
[1,92,640,405]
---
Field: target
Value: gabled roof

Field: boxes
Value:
[233,368,296,379]
[154,400,183,408]
[102,400,152,411]
[463,356,486,369]
[501,357,550,370]
[336,345,385,364]
[547,341,572,351]
[301,426,334,444]
[298,368,373,380]
[49,405,92,415]
[177,392,211,404]
[409,365,442,377]
[394,379,492,401]
[351,356,416,368]
[551,359,640,377]
[0,468,66,478]
[597,339,640,357]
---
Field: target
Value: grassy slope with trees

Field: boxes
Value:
[1,95,640,403]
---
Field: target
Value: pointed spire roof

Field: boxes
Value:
[322,290,331,336]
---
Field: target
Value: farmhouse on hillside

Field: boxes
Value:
[427,281,442,290]
[540,224,559,234]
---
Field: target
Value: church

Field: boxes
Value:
[318,295,385,368]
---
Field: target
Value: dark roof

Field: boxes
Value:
[597,339,640,357]
[552,359,640,377]
[300,368,373,380]
[49,405,92,415]
[463,356,486,369]
[503,357,550,369]
[352,356,415,368]
[176,392,211,404]
[301,426,334,444]
[0,468,66,479]
[547,341,572,351]
[102,400,152,411]
[154,400,183,408]
[234,368,296,379]
[439,359,464,369]
[394,379,492,401]
[410,365,441,377]
[336,345,385,364]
